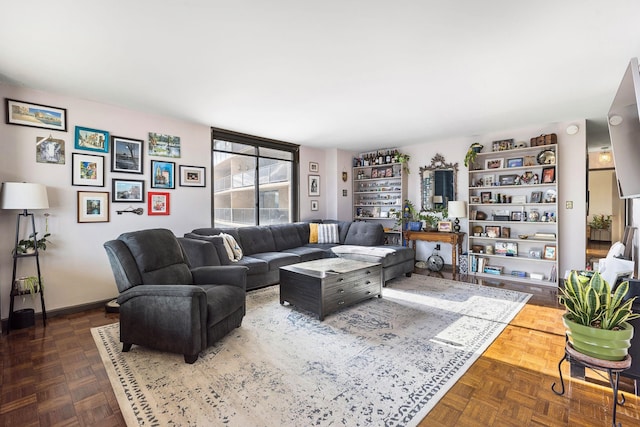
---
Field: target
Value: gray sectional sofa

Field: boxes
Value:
[182,221,414,291]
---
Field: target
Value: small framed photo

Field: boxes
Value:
[483,174,495,187]
[77,191,109,223]
[308,175,320,196]
[480,191,492,203]
[151,160,175,189]
[530,191,543,203]
[148,132,181,158]
[470,196,481,204]
[542,166,556,183]
[485,158,504,170]
[311,200,319,211]
[75,126,109,153]
[148,191,170,215]
[485,225,501,238]
[385,167,393,177]
[437,221,452,232]
[309,162,319,172]
[512,195,527,204]
[499,174,518,186]
[501,227,511,238]
[112,136,144,174]
[179,165,206,187]
[36,135,65,164]
[510,211,522,221]
[529,249,542,259]
[523,155,536,166]
[72,153,105,187]
[112,179,144,203]
[543,245,557,260]
[371,169,378,179]
[506,157,524,168]
[6,98,67,131]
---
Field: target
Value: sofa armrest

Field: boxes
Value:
[191,265,248,290]
[117,284,207,305]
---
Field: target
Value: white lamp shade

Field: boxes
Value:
[0,182,49,210]
[448,200,467,218]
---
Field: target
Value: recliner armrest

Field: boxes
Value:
[116,284,207,305]
[191,265,248,289]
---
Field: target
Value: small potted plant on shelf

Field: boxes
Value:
[464,143,484,168]
[398,200,422,231]
[397,152,411,174]
[558,270,639,361]
[14,276,42,302]
[13,232,51,255]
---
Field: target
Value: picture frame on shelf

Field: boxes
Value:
[501,227,511,238]
[112,179,144,202]
[480,191,492,203]
[512,195,527,204]
[470,196,481,204]
[523,155,536,166]
[485,225,501,238]
[148,191,170,215]
[529,249,542,259]
[371,169,378,178]
[506,157,523,168]
[542,166,556,183]
[485,158,504,170]
[6,98,67,131]
[77,191,109,223]
[437,221,452,232]
[543,245,557,260]
[530,191,543,203]
[150,160,175,189]
[499,174,518,185]
[510,211,522,221]
[179,165,206,187]
[111,136,143,174]
[308,175,320,196]
[75,126,109,153]
[72,153,105,187]
[483,174,495,186]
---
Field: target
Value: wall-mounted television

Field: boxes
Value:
[608,57,640,198]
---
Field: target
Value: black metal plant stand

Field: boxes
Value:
[552,341,631,427]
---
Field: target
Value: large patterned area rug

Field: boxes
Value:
[92,275,531,426]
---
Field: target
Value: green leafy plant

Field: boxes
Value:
[14,232,51,255]
[14,276,42,300]
[589,214,612,230]
[464,143,483,168]
[559,271,639,330]
[397,153,411,174]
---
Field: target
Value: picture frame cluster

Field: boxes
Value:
[6,98,208,223]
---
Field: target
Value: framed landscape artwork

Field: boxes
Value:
[112,179,144,202]
[6,98,67,131]
[148,132,180,158]
[112,136,143,174]
[75,126,109,153]
[151,160,175,189]
[148,191,170,215]
[77,191,109,223]
[72,153,105,187]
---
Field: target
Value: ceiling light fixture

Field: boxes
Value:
[566,124,579,135]
[609,115,623,126]
[599,151,612,163]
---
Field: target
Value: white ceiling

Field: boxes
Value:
[1,1,639,151]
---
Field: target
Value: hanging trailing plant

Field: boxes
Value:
[464,143,484,168]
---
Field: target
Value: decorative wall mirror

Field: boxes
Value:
[420,154,459,210]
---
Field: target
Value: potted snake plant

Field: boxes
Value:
[558,270,639,361]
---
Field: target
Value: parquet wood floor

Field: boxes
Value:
[1,272,638,426]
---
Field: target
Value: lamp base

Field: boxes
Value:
[453,217,461,233]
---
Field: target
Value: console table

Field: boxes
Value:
[403,231,465,274]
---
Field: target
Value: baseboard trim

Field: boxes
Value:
[1,297,116,334]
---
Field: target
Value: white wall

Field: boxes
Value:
[397,120,587,273]
[0,84,212,318]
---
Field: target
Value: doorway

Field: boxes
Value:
[586,168,625,267]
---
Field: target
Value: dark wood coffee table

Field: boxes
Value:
[279,258,382,320]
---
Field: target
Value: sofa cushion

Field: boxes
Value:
[237,226,277,255]
[280,246,326,262]
[270,223,304,251]
[234,256,269,275]
[317,223,339,244]
[203,284,246,326]
[250,252,300,270]
[294,222,311,244]
[344,222,384,246]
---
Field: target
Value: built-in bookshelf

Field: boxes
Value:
[352,150,407,245]
[467,137,558,286]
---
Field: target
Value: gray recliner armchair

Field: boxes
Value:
[103,228,248,363]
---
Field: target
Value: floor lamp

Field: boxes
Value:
[0,182,50,331]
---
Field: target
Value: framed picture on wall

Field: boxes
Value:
[72,153,105,187]
[148,191,170,215]
[311,200,319,211]
[75,126,109,153]
[36,135,65,164]
[308,175,320,196]
[112,179,144,202]
[77,191,109,223]
[148,132,181,158]
[309,162,319,172]
[111,136,143,174]
[150,160,175,189]
[6,98,67,131]
[179,165,206,187]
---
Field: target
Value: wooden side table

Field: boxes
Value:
[403,231,465,274]
[552,342,632,427]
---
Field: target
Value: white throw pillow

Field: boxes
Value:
[317,223,339,244]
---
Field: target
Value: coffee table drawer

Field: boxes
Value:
[324,281,381,313]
